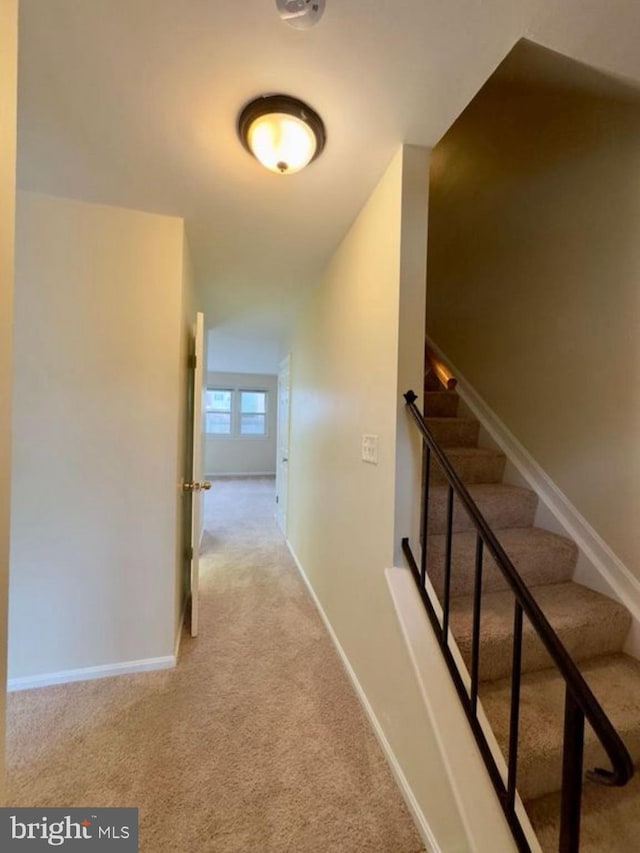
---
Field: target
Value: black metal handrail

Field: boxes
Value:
[402,389,633,853]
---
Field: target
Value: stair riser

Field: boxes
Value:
[513,731,640,802]
[427,488,537,536]
[426,538,577,598]
[429,453,506,485]
[426,418,480,448]
[425,371,445,393]
[425,392,458,417]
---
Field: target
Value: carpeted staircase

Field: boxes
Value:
[424,382,640,851]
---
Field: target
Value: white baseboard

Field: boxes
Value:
[8,655,176,692]
[427,336,640,654]
[286,540,442,853]
[205,472,276,479]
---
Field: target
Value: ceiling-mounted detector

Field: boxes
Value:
[276,0,326,30]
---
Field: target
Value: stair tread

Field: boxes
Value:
[428,483,537,534]
[449,581,631,681]
[480,653,640,801]
[427,526,577,598]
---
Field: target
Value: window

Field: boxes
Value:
[204,387,269,437]
[239,390,267,436]
[205,389,232,434]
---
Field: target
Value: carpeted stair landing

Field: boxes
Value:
[424,380,640,851]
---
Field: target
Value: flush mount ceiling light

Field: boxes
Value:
[276,0,326,30]
[238,94,326,175]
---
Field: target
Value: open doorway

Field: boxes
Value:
[203,331,280,482]
[201,330,283,552]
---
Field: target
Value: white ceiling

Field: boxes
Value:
[17,0,640,347]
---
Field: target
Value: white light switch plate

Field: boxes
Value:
[362,434,379,465]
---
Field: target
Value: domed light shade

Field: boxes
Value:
[238,95,326,175]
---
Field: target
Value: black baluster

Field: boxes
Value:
[420,444,431,589]
[470,535,484,715]
[559,690,584,853]
[442,485,454,642]
[507,601,524,813]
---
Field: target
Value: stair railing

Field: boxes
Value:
[402,389,633,853]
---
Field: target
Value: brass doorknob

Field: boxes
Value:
[183,481,212,492]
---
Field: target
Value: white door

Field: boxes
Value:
[276,354,291,534]
[187,312,208,638]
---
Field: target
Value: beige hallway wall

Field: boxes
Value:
[287,146,469,850]
[10,192,187,681]
[427,49,640,578]
[0,0,18,800]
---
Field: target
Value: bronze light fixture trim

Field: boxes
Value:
[238,94,326,175]
[275,0,327,30]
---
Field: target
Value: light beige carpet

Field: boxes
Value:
[7,477,424,853]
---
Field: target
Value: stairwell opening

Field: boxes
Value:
[421,38,640,850]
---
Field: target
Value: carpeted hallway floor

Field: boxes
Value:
[6,477,424,852]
